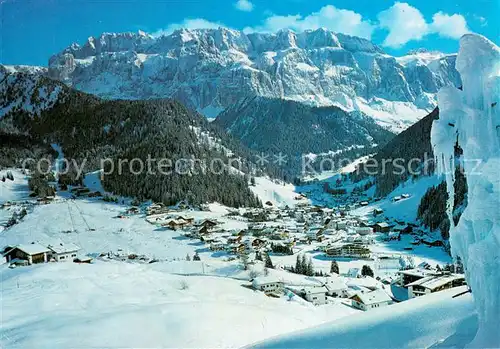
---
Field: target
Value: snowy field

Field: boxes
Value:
[0,261,358,349]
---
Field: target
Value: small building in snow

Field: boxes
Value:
[252,276,284,294]
[3,243,50,265]
[407,274,466,298]
[47,243,81,262]
[302,286,328,305]
[350,289,393,311]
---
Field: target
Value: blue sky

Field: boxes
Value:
[1,0,498,66]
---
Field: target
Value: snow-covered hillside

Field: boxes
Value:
[47,28,461,131]
[431,34,500,347]
[0,65,64,118]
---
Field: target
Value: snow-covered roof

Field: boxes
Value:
[14,243,50,255]
[302,286,328,295]
[252,276,284,287]
[47,243,81,254]
[407,274,465,291]
[353,289,392,305]
[325,277,347,291]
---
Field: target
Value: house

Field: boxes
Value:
[407,274,466,298]
[226,243,245,254]
[252,276,284,294]
[373,208,384,216]
[355,227,373,235]
[397,268,437,287]
[350,289,393,311]
[209,242,225,251]
[3,243,50,265]
[302,286,328,305]
[326,244,371,258]
[47,243,80,262]
[373,222,393,233]
[324,278,348,297]
[163,218,189,230]
[196,219,218,229]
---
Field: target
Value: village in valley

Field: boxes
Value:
[0,167,466,318]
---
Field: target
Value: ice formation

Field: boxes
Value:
[431,34,500,347]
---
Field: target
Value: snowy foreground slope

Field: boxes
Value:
[249,287,476,349]
[432,34,500,347]
[0,261,359,349]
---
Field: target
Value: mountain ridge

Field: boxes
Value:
[45,27,461,132]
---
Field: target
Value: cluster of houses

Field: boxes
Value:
[2,242,84,267]
[250,274,393,310]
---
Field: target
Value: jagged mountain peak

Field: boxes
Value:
[45,27,460,132]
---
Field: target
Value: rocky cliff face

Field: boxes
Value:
[47,28,461,132]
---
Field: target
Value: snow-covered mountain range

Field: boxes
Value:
[47,28,462,132]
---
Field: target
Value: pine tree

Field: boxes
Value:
[264,253,274,269]
[255,251,263,261]
[185,254,191,261]
[295,254,303,274]
[301,254,307,275]
[330,260,339,274]
[306,257,314,276]
[361,265,374,277]
[193,252,201,261]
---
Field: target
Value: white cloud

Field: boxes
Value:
[153,18,226,37]
[377,2,470,48]
[244,5,375,39]
[377,2,428,48]
[235,0,253,12]
[430,12,469,38]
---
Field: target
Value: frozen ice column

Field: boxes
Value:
[431,33,500,347]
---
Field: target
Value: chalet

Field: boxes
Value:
[373,208,384,216]
[392,196,402,202]
[47,243,80,262]
[407,274,466,298]
[196,219,218,229]
[302,286,328,305]
[397,268,437,287]
[226,243,245,254]
[350,289,393,311]
[252,276,284,294]
[176,215,194,224]
[209,242,225,251]
[355,227,373,235]
[359,201,369,206]
[401,194,411,199]
[373,222,393,233]
[163,218,189,230]
[325,278,348,297]
[387,231,400,241]
[227,235,243,244]
[326,244,371,259]
[3,243,50,265]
